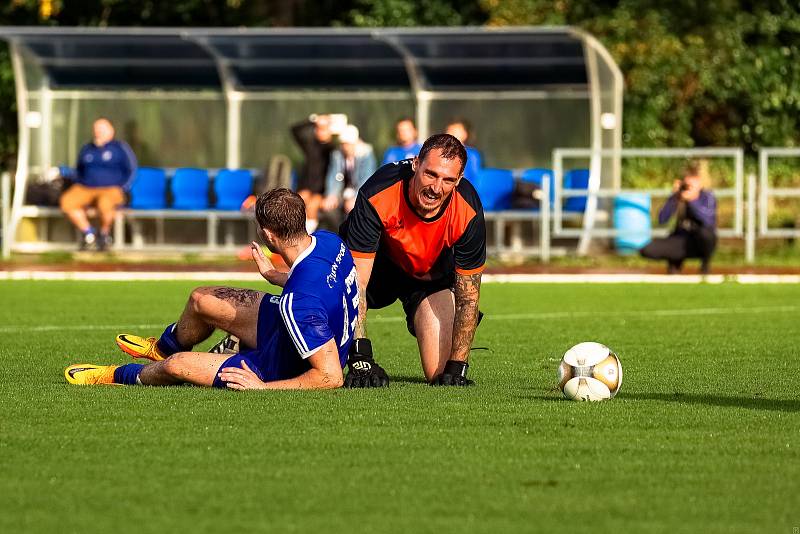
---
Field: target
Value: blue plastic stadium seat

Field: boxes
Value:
[614,193,652,254]
[171,168,209,210]
[463,146,482,183]
[214,169,253,210]
[564,169,590,212]
[520,168,554,210]
[472,168,514,211]
[129,167,167,209]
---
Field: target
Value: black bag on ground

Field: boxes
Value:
[25,178,70,206]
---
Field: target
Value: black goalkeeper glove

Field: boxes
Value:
[431,360,473,386]
[343,338,389,388]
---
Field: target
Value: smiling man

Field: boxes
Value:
[339,134,486,387]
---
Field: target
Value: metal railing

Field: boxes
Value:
[758,148,800,238]
[483,174,552,261]
[552,147,746,257]
[6,148,800,264]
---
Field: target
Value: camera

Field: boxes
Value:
[679,179,690,192]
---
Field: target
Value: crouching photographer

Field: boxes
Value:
[640,162,717,274]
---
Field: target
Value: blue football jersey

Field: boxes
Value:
[278,231,359,367]
[382,143,422,165]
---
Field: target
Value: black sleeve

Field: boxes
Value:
[291,121,316,155]
[341,191,383,255]
[454,205,487,273]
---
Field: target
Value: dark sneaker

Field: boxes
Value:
[80,232,97,251]
[97,233,113,251]
[210,335,240,355]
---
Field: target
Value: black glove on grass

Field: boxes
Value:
[343,338,389,388]
[431,360,473,386]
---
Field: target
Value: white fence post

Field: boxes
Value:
[1,171,9,259]
[758,149,769,235]
[540,173,550,263]
[746,172,756,264]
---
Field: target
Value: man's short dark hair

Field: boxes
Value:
[418,134,467,176]
[254,188,306,242]
[396,117,416,127]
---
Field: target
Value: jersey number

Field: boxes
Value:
[340,266,359,347]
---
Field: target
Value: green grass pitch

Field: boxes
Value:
[1,280,798,533]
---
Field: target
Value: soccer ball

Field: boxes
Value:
[557,342,622,401]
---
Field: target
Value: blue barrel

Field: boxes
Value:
[613,193,651,254]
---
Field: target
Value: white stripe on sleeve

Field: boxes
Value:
[279,293,310,354]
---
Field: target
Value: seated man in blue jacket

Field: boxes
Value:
[640,162,717,274]
[59,118,137,250]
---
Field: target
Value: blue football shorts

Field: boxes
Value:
[211,295,309,388]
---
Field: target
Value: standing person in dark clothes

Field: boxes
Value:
[640,162,717,274]
[291,114,335,234]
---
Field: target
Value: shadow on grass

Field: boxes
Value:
[520,391,800,412]
[621,392,800,413]
[390,375,430,385]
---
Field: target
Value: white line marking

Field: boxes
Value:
[1,271,800,283]
[0,323,165,333]
[484,274,728,284]
[1,305,796,333]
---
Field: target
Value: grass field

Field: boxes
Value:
[1,280,799,533]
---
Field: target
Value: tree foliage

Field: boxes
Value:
[481,0,800,150]
[0,0,798,167]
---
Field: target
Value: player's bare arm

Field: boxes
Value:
[450,271,482,362]
[353,256,374,337]
[251,241,289,287]
[343,255,389,387]
[218,338,344,390]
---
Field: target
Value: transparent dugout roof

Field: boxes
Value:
[0,27,590,91]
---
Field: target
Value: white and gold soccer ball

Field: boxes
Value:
[557,342,622,401]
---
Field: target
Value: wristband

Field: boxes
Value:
[351,338,373,358]
[443,360,468,378]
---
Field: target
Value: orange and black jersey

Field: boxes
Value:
[341,159,486,281]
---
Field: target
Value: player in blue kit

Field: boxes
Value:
[64,188,358,390]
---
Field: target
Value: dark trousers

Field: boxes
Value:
[640,227,717,273]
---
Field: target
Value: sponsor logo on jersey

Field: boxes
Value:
[327,243,347,288]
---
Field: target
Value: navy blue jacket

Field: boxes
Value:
[75,140,137,190]
[659,189,717,229]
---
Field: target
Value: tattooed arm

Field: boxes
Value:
[450,272,482,362]
[353,256,375,338]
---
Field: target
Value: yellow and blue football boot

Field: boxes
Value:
[115,334,166,362]
[64,364,117,385]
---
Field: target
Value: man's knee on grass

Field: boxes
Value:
[160,353,218,387]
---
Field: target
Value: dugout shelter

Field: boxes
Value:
[0,26,622,255]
